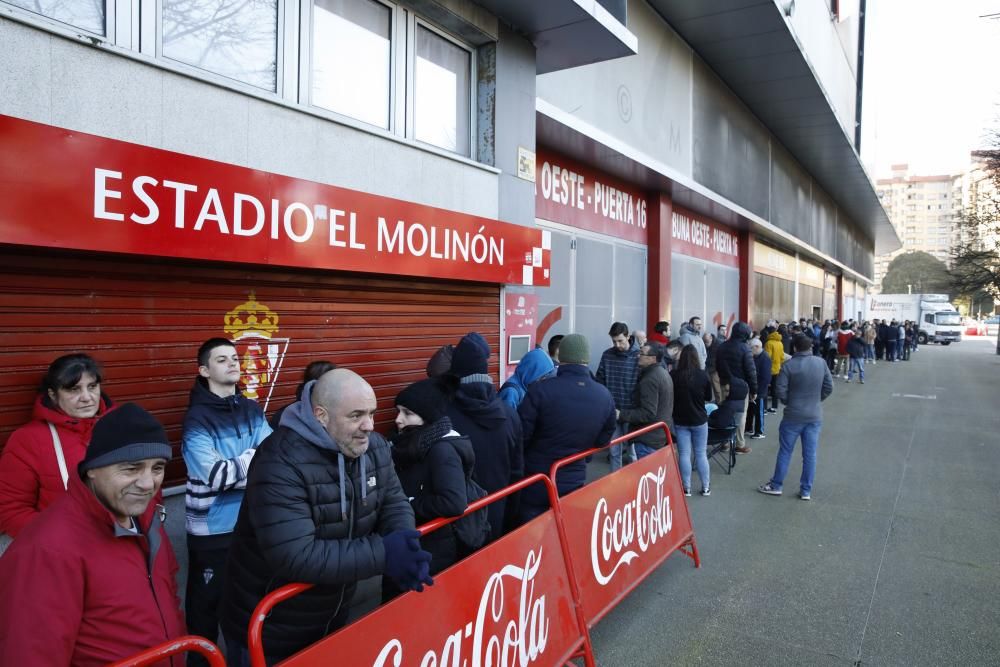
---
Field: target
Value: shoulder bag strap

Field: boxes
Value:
[47,422,69,490]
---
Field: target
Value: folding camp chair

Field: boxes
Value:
[707,425,737,474]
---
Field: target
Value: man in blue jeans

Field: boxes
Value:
[758,334,833,501]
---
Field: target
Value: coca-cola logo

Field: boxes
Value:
[373,549,549,667]
[590,466,674,586]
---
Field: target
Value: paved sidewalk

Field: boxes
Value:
[588,339,1000,665]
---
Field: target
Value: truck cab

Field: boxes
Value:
[917,297,961,345]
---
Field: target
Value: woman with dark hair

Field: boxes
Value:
[383,377,474,601]
[670,344,714,497]
[0,354,112,541]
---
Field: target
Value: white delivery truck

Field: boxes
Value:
[865,293,962,345]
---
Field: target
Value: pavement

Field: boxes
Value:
[587,338,1000,666]
[161,338,1000,664]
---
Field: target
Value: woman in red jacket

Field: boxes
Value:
[0,353,111,539]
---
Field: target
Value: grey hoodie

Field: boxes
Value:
[677,323,708,369]
[774,351,834,423]
[280,379,369,510]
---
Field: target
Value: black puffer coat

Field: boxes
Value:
[390,420,473,574]
[446,380,523,541]
[715,322,758,396]
[220,383,414,661]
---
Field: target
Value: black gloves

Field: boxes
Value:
[382,529,434,592]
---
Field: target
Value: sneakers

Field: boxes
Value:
[860,379,865,384]
[757,483,781,496]
[798,491,811,501]
[701,487,711,497]
[683,487,692,497]
[845,378,851,383]
[842,375,848,380]
[765,408,777,414]
[750,433,766,439]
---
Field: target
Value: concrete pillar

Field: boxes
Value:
[646,192,673,332]
[738,229,755,327]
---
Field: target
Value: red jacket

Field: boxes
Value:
[0,394,110,536]
[836,330,853,355]
[0,474,185,666]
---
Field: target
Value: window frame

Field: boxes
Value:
[152,0,287,95]
[408,14,476,158]
[2,0,115,43]
[300,0,399,132]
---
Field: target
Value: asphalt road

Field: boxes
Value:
[587,338,1000,666]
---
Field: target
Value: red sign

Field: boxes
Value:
[0,115,549,286]
[535,148,647,245]
[503,292,540,380]
[556,444,698,626]
[282,512,585,667]
[670,206,739,268]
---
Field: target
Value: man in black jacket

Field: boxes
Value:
[220,369,432,664]
[517,334,615,523]
[714,321,758,454]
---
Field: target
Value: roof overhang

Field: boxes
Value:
[473,0,638,73]
[537,100,875,284]
[646,0,900,255]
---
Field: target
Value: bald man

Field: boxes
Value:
[220,370,431,664]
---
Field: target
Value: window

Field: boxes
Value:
[161,0,279,91]
[414,24,471,155]
[311,0,392,128]
[6,0,104,34]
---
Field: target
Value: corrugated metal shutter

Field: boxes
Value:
[0,249,500,484]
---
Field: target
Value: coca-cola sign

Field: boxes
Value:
[281,513,586,667]
[559,444,698,626]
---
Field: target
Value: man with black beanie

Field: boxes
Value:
[446,332,523,541]
[0,403,186,666]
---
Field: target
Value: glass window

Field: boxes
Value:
[6,0,104,34]
[414,25,471,155]
[311,0,392,128]
[161,0,278,91]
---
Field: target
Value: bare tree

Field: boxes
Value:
[951,127,1000,352]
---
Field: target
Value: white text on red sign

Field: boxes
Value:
[537,161,647,230]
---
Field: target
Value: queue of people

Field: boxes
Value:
[0,314,867,663]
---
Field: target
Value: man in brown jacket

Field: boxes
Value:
[617,342,674,460]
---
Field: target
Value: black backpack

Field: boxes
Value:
[440,437,491,553]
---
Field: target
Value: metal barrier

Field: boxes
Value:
[549,422,700,627]
[248,474,595,667]
[107,635,226,667]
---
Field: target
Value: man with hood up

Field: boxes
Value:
[221,369,431,664]
[446,332,523,542]
[714,322,758,454]
[498,347,555,410]
[181,337,271,663]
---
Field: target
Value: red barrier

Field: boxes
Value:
[249,474,594,667]
[550,422,700,627]
[108,636,226,667]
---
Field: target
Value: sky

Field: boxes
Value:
[860,0,1000,179]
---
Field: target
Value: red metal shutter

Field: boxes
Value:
[0,250,500,484]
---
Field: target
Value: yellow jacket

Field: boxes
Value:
[765,331,785,376]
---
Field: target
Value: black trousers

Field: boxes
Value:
[186,546,228,667]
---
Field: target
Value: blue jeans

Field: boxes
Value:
[865,343,875,361]
[610,422,636,471]
[634,442,659,459]
[674,423,710,492]
[770,421,821,494]
[848,357,864,381]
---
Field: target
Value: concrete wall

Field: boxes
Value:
[0,12,522,224]
[536,0,873,276]
[787,0,859,141]
[536,0,692,177]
